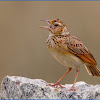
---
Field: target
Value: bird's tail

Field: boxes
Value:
[85,65,100,77]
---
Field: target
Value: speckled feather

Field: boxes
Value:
[47,33,97,66]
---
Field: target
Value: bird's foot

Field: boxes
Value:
[48,81,65,88]
[68,86,76,91]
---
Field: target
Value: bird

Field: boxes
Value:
[40,19,100,91]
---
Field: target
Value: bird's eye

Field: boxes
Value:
[55,24,59,27]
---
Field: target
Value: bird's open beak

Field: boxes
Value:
[39,20,52,31]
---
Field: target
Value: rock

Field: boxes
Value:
[1,76,100,99]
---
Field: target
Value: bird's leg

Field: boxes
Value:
[68,67,80,91]
[48,67,72,88]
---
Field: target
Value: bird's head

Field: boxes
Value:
[40,19,68,35]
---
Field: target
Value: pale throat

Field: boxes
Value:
[49,31,70,37]
[62,31,70,35]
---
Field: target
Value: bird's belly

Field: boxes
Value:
[48,48,83,68]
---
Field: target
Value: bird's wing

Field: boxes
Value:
[65,34,97,65]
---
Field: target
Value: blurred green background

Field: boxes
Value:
[0,1,100,85]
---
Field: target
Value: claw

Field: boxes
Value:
[48,82,65,88]
[68,86,76,91]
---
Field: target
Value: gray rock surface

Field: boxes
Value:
[1,76,100,99]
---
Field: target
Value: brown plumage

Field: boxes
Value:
[65,34,97,65]
[85,65,100,76]
[64,34,100,77]
[40,19,100,91]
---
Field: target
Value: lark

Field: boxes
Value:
[40,19,100,91]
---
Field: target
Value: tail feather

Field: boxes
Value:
[85,65,100,77]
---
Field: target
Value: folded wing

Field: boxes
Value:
[65,34,97,66]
